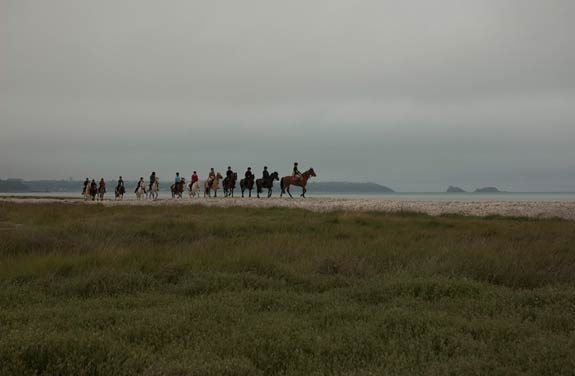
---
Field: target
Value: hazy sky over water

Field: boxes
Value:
[1,0,574,191]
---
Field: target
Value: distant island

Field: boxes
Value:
[446,186,466,193]
[308,182,394,193]
[474,187,502,193]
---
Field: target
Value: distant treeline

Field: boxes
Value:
[308,182,395,193]
[0,179,30,193]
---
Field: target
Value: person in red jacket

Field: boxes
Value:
[191,171,199,186]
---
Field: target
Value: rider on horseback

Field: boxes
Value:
[262,166,270,180]
[116,176,125,194]
[99,178,106,193]
[224,166,234,187]
[293,162,302,183]
[82,178,89,194]
[208,168,216,188]
[135,177,145,193]
[149,172,156,191]
[175,172,181,185]
[90,179,97,196]
[245,167,254,180]
[191,171,198,186]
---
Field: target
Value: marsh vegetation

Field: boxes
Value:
[1,202,574,375]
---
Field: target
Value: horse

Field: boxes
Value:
[171,178,186,199]
[188,181,200,198]
[240,175,255,198]
[135,183,146,200]
[82,184,90,201]
[256,171,279,198]
[204,172,223,198]
[97,184,106,201]
[280,168,316,198]
[223,172,238,197]
[115,185,125,200]
[148,179,159,201]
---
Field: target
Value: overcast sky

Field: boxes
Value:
[1,0,574,191]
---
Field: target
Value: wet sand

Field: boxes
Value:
[2,196,575,220]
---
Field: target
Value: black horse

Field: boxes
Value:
[256,171,279,198]
[223,172,237,197]
[240,175,255,198]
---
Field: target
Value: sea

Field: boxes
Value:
[2,191,575,202]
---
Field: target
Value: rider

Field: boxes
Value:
[191,171,199,186]
[245,167,254,180]
[224,166,234,186]
[262,166,270,180]
[99,178,106,193]
[116,176,125,192]
[135,177,145,193]
[293,162,302,182]
[175,172,181,185]
[82,178,89,194]
[149,171,156,191]
[208,168,216,187]
[90,179,97,197]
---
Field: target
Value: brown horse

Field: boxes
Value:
[256,171,279,198]
[223,172,238,198]
[280,168,316,198]
[171,178,186,199]
[240,174,255,198]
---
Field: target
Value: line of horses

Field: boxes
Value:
[102,167,316,201]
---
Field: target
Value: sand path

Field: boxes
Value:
[2,197,575,220]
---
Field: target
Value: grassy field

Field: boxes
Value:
[1,202,575,375]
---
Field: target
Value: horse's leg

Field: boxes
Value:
[287,185,293,198]
[301,186,306,198]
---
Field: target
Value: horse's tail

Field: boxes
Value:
[280,177,285,193]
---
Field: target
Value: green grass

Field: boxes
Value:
[1,202,575,375]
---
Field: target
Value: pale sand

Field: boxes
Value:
[2,197,575,220]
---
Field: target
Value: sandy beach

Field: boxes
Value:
[2,196,575,220]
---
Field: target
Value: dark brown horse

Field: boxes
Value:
[280,168,316,198]
[240,175,255,198]
[223,172,237,197]
[171,178,186,199]
[256,171,279,198]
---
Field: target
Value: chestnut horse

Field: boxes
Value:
[280,168,316,198]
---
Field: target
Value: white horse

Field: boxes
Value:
[188,181,200,198]
[135,183,146,200]
[204,172,223,198]
[148,179,159,201]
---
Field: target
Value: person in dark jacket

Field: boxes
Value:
[149,172,156,191]
[245,167,254,180]
[262,166,270,180]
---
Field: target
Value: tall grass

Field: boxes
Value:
[1,202,575,375]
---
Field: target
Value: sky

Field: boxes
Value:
[1,0,574,191]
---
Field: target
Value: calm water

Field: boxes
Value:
[2,191,575,202]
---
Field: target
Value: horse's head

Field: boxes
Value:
[216,172,223,179]
[272,171,279,180]
[233,172,237,179]
[308,168,316,177]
